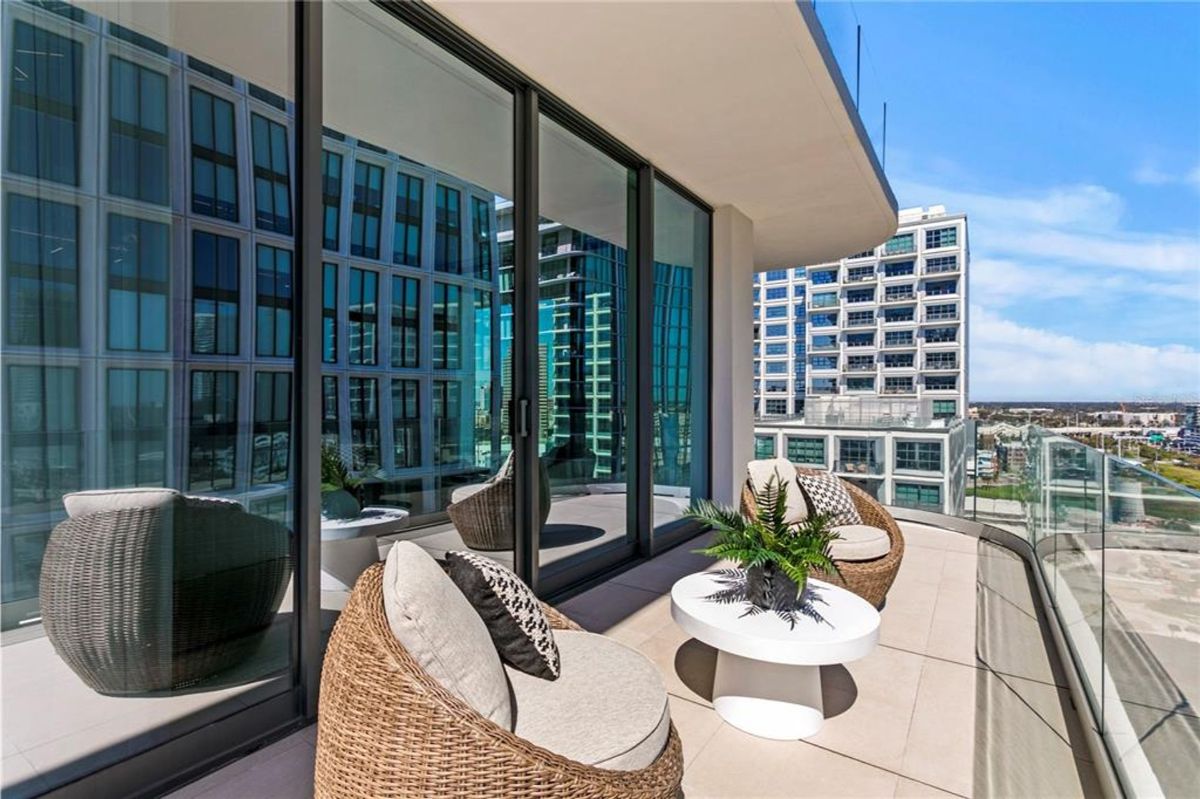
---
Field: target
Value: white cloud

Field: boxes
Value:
[1133,161,1200,190]
[970,306,1200,401]
[968,257,1194,306]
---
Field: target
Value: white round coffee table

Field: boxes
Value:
[670,570,880,740]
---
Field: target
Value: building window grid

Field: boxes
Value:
[394,173,424,267]
[6,365,81,509]
[434,184,462,273]
[894,482,941,510]
[884,233,914,255]
[925,227,957,249]
[348,376,380,470]
[188,370,238,492]
[251,371,292,485]
[432,380,461,465]
[321,374,340,449]
[787,437,825,465]
[321,149,342,251]
[754,435,776,459]
[189,87,239,221]
[925,352,958,370]
[896,441,941,472]
[322,262,337,363]
[350,160,383,259]
[109,56,169,205]
[250,113,292,234]
[6,194,80,348]
[348,267,379,366]
[391,379,422,468]
[107,368,168,487]
[471,197,493,280]
[9,21,82,186]
[106,214,169,352]
[191,230,239,355]
[255,244,293,358]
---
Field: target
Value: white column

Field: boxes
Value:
[710,205,755,505]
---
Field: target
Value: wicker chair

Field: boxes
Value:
[741,465,905,608]
[314,563,684,799]
[39,499,291,696]
[447,457,552,551]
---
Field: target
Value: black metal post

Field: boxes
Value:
[855,24,861,108]
[294,0,323,720]
[513,86,541,590]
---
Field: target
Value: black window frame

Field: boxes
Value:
[434,184,461,273]
[106,367,169,488]
[350,160,383,258]
[251,370,292,485]
[5,193,80,348]
[8,21,82,186]
[255,243,293,358]
[322,149,343,250]
[391,274,421,369]
[187,369,238,492]
[348,266,379,365]
[391,378,422,469]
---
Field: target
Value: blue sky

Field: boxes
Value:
[817,2,1200,401]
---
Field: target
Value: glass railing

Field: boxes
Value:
[966,426,1200,797]
[810,2,886,168]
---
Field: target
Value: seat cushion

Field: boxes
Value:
[506,630,670,771]
[450,482,490,504]
[62,488,184,518]
[746,458,808,524]
[830,524,891,561]
[381,542,512,729]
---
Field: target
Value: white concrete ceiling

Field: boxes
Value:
[433,0,898,269]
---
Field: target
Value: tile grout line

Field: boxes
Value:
[875,641,1068,691]
[797,734,970,799]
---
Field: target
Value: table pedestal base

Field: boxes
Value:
[712,650,824,740]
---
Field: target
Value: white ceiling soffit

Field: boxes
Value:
[76,1,294,100]
[432,0,898,269]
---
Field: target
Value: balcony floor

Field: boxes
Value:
[166,521,1100,798]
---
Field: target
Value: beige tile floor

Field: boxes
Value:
[166,521,1101,798]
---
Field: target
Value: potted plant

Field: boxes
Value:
[685,474,840,610]
[320,443,364,520]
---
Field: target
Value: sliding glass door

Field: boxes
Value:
[535,116,638,585]
[1,1,299,795]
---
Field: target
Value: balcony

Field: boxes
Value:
[844,271,877,284]
[844,361,876,372]
[924,310,960,322]
[923,361,960,371]
[883,384,916,394]
[809,297,840,309]
[809,384,839,394]
[164,513,1103,799]
[924,262,960,276]
[809,361,838,372]
[809,340,840,352]
[833,459,884,475]
[845,317,876,328]
[881,290,916,303]
[882,338,917,349]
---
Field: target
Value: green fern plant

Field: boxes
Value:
[685,473,840,604]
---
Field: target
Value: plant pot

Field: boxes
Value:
[745,563,806,610]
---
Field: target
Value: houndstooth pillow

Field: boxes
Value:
[796,472,863,527]
[445,551,561,680]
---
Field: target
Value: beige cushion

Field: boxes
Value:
[746,458,807,524]
[381,542,512,729]
[62,488,184,518]
[506,630,670,771]
[830,524,891,561]
[450,482,491,504]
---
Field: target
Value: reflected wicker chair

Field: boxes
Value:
[741,465,905,607]
[39,498,291,695]
[446,456,552,551]
[314,563,684,799]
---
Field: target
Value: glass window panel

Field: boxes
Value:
[652,179,710,534]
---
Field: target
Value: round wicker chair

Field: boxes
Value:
[446,460,552,551]
[39,500,291,696]
[740,465,905,608]
[314,563,684,799]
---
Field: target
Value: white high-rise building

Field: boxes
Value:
[754,205,969,421]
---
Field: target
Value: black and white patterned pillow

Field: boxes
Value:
[796,472,863,527]
[444,551,561,680]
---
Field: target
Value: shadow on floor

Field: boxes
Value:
[540,524,607,549]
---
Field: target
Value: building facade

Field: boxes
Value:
[752,410,969,517]
[754,205,969,420]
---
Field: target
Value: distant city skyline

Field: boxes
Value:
[818,2,1200,402]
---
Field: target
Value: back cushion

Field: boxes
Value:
[381,542,512,730]
[62,488,184,518]
[746,458,808,524]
